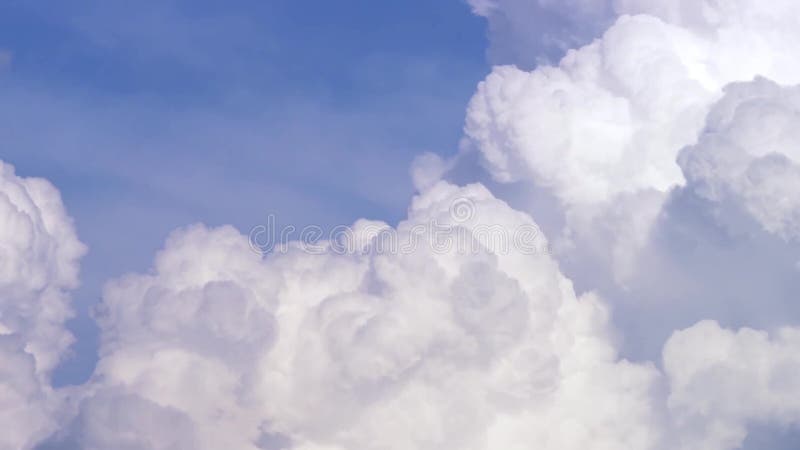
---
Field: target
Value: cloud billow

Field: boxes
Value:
[2,0,800,449]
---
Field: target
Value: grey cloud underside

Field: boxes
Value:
[3,0,800,448]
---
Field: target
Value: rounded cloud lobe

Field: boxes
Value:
[679,78,800,240]
[4,0,800,449]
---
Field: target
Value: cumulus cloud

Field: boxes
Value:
[466,3,800,208]
[679,78,800,240]
[44,181,666,449]
[2,0,800,448]
[462,0,800,325]
[588,78,800,360]
[35,178,800,450]
[0,162,85,450]
[0,337,57,450]
[460,1,800,444]
[664,320,800,450]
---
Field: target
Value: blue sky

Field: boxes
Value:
[0,0,490,385]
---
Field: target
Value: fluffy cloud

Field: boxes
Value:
[3,0,800,448]
[466,3,800,208]
[469,0,800,70]
[679,78,800,240]
[45,181,666,449]
[0,162,85,450]
[462,0,800,333]
[664,320,800,450]
[524,78,800,363]
[460,2,800,445]
[37,178,800,450]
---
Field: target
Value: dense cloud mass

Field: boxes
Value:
[45,182,665,449]
[18,182,800,450]
[463,0,800,350]
[0,162,85,450]
[679,78,800,240]
[664,320,800,450]
[3,0,800,449]
[467,1,800,207]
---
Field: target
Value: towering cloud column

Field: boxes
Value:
[0,162,85,450]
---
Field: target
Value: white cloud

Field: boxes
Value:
[49,181,666,449]
[462,0,800,317]
[0,337,58,450]
[36,178,799,450]
[460,2,800,445]
[0,0,799,448]
[0,162,85,450]
[664,320,800,450]
[679,78,800,240]
[466,5,800,208]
